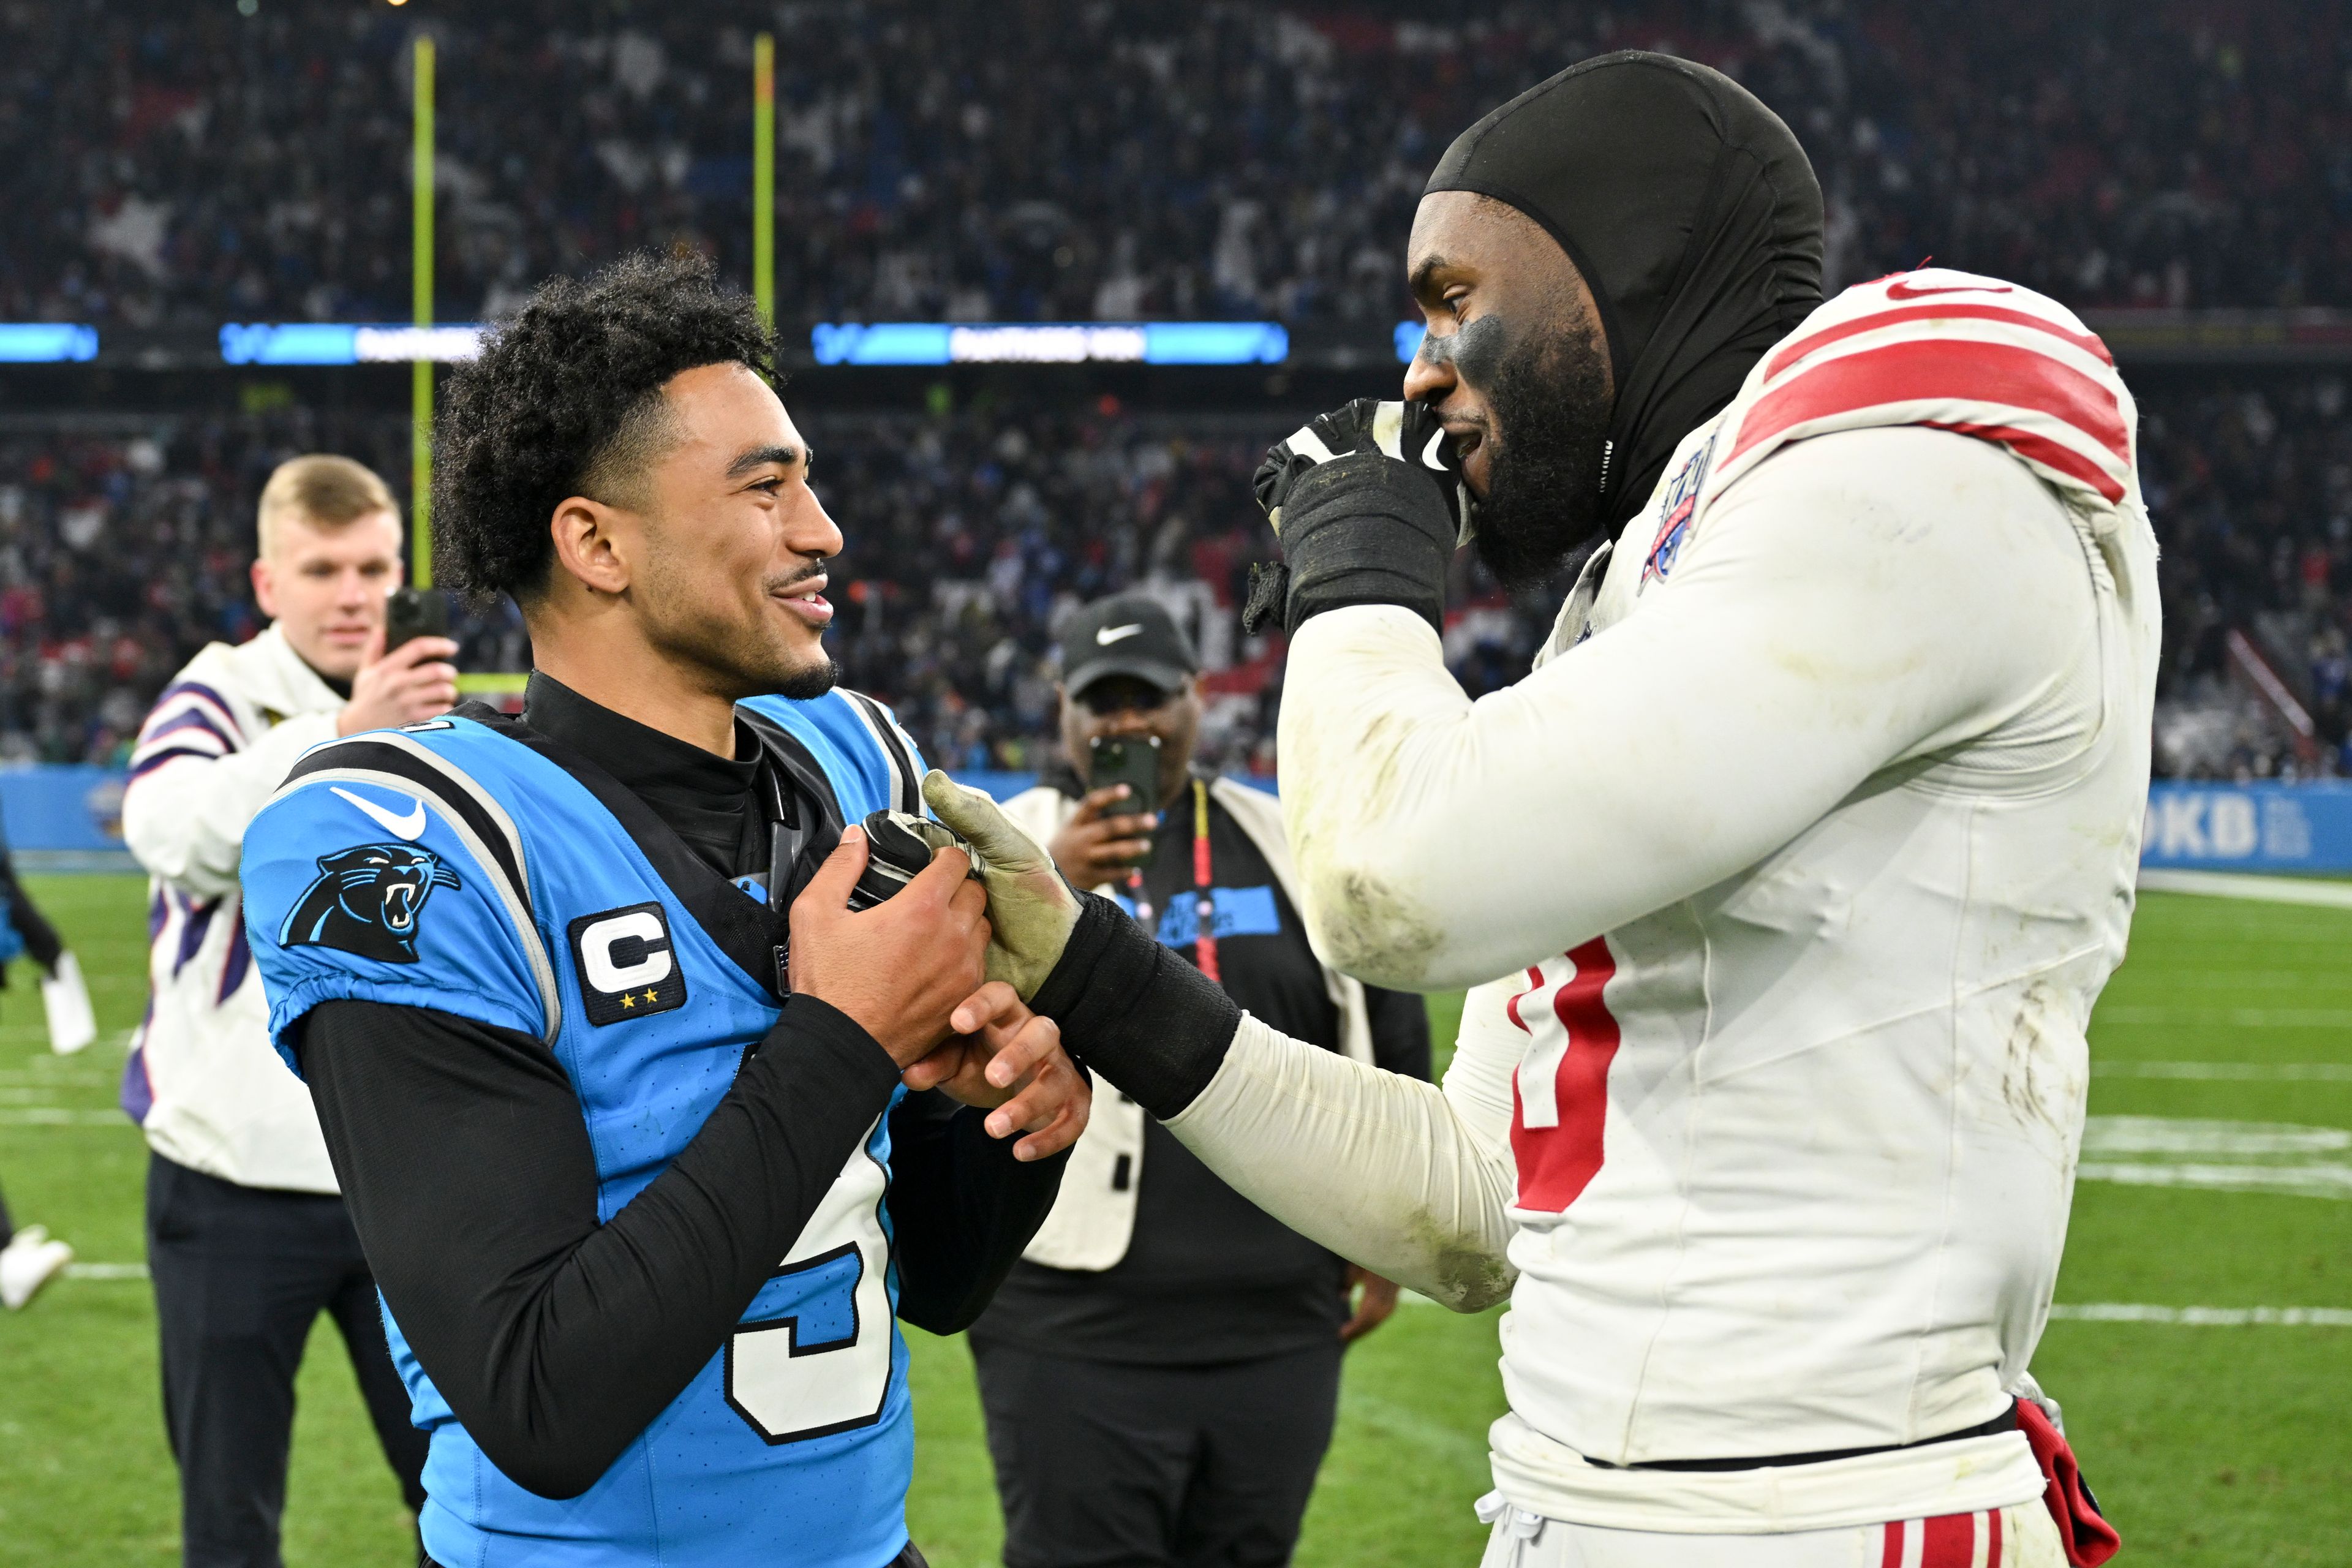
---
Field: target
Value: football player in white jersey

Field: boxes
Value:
[927,50,2146,1568]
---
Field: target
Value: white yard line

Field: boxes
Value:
[2138,869,2352,909]
[2048,1303,2352,1327]
[1395,1292,2352,1326]
[63,1262,149,1282]
[0,1108,130,1127]
[2076,1161,2352,1198]
[2094,1061,2352,1082]
[2095,1005,2352,1028]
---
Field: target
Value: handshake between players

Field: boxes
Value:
[792,815,1087,1163]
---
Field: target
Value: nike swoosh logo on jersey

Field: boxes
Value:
[331,785,428,841]
[1884,278,2014,300]
[1096,624,1145,645]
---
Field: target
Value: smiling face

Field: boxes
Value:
[627,363,843,702]
[1403,190,1619,587]
[545,361,845,708]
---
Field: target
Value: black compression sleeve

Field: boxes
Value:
[1028,891,1242,1119]
[1362,984,1434,1082]
[884,1091,1069,1333]
[296,995,899,1500]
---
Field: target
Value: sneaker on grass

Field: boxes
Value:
[0,1224,74,1309]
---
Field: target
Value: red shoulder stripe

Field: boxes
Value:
[1728,338,2128,491]
[1764,301,2114,380]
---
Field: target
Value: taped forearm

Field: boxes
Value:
[1028,891,1241,1117]
[1163,1013,1518,1311]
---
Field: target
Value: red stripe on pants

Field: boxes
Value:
[1920,1512,1975,1568]
[1510,937,1621,1211]
[1989,1506,2004,1567]
[1880,1521,1907,1568]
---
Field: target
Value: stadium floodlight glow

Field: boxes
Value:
[812,320,1289,367]
[1395,322,1426,363]
[218,323,486,366]
[0,324,99,363]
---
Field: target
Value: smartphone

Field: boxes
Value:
[383,586,450,657]
[1088,735,1163,869]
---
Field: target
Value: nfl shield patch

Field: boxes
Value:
[1642,434,1716,589]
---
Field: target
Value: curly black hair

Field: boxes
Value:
[431,251,778,606]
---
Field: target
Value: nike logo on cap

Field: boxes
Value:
[331,785,427,842]
[1096,624,1145,645]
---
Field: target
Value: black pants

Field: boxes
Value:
[146,1153,429,1568]
[0,853,62,973]
[971,1338,1343,1568]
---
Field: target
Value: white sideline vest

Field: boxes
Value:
[123,626,345,1193]
[1006,777,1375,1271]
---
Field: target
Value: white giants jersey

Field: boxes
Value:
[1248,268,2160,1531]
[122,625,347,1192]
[1468,273,2157,1524]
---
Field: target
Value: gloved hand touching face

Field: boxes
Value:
[1243,398,1473,638]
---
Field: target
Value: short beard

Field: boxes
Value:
[770,657,842,702]
[1471,325,1615,590]
[637,543,843,704]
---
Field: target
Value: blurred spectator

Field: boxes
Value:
[2,374,2339,779]
[2,1,2345,330]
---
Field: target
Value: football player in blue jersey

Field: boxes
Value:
[239,254,1090,1568]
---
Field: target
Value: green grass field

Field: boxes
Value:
[0,875,2346,1564]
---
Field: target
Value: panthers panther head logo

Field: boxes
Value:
[279,843,462,964]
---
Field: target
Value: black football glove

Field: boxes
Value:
[1243,398,1473,637]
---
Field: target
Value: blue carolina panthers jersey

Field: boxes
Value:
[241,689,930,1568]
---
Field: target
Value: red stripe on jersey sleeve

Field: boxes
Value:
[1921,419,2127,502]
[1728,338,2129,484]
[1765,301,2114,381]
[1510,937,1621,1211]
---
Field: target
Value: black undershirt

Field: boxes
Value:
[972,777,1431,1365]
[523,674,767,877]
[292,680,1067,1500]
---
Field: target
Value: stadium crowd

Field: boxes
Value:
[0,0,2342,781]
[1,382,2343,778]
[4,0,2344,330]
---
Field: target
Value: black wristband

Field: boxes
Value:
[1272,453,1459,636]
[1028,891,1242,1119]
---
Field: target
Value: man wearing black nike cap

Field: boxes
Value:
[968,591,1430,1568]
[931,50,2147,1566]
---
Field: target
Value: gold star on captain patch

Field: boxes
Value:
[617,993,635,1009]
[641,990,659,1005]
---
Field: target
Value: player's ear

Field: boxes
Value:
[548,495,633,598]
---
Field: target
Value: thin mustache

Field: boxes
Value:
[767,562,829,594]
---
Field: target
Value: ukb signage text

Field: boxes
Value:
[2141,782,2352,873]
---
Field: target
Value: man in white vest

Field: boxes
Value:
[122,454,456,1567]
[967,592,1431,1568]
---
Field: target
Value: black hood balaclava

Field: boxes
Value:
[1425,51,1825,535]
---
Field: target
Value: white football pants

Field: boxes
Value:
[1475,1494,2064,1567]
